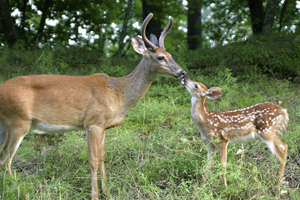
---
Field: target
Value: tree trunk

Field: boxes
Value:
[248,0,264,36]
[117,0,133,57]
[278,0,288,32]
[0,0,19,48]
[188,0,202,50]
[142,0,162,44]
[35,0,53,43]
[262,0,278,35]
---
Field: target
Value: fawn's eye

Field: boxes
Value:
[157,56,164,61]
[194,84,198,89]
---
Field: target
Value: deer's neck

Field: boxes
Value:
[191,97,211,125]
[118,58,158,115]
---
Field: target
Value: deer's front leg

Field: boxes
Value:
[207,143,217,160]
[87,125,107,199]
[217,141,228,186]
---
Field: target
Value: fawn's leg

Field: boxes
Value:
[217,141,228,186]
[259,131,288,187]
[273,139,288,186]
[207,143,217,160]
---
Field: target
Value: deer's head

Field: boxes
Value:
[182,78,223,100]
[131,13,187,79]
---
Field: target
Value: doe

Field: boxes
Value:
[0,13,186,199]
[182,77,288,188]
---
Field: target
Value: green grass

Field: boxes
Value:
[1,77,299,199]
[0,43,300,199]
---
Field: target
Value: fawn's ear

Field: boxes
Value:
[131,35,146,55]
[203,87,223,100]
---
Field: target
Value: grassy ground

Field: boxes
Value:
[0,43,300,199]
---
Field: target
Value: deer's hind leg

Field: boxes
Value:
[272,135,288,186]
[0,130,8,170]
[258,130,288,187]
[0,119,31,175]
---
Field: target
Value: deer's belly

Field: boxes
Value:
[228,132,259,144]
[32,121,84,133]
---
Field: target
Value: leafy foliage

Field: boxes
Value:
[184,34,300,80]
[1,0,300,56]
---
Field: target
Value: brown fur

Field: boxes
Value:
[0,14,186,199]
[183,78,288,190]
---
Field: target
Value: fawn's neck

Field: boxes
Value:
[191,97,211,125]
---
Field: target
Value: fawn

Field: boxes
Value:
[182,77,288,188]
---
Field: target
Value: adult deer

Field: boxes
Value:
[182,78,288,189]
[0,13,186,199]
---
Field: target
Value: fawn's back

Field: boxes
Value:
[202,102,289,143]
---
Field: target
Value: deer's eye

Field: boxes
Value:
[194,84,198,89]
[157,56,164,60]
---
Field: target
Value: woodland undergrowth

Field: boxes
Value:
[0,39,299,199]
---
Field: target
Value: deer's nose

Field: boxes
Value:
[181,70,187,78]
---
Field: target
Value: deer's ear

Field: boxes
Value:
[131,35,146,54]
[204,87,223,100]
[150,34,158,46]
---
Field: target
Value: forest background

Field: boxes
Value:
[0,0,300,199]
